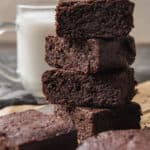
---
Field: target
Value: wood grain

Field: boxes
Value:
[133,81,150,128]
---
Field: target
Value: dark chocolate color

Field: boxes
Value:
[69,102,141,142]
[42,68,136,108]
[0,133,7,150]
[77,129,150,150]
[0,110,77,150]
[45,36,136,74]
[56,0,134,39]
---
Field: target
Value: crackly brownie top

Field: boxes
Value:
[0,110,74,146]
[77,129,150,150]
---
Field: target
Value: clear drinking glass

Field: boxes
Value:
[0,5,56,97]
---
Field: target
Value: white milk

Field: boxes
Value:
[16,9,56,96]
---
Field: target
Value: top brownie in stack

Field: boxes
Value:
[56,0,134,39]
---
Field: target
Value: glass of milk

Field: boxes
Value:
[0,5,56,97]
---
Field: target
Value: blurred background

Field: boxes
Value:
[0,0,149,44]
[0,0,150,83]
[0,0,57,43]
[0,0,149,122]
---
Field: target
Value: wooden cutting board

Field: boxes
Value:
[0,81,150,128]
[133,81,150,128]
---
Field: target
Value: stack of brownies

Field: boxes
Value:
[42,0,141,142]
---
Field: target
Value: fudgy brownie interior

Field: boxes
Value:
[42,68,136,108]
[45,36,136,73]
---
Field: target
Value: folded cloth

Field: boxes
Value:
[0,82,47,109]
[0,49,47,109]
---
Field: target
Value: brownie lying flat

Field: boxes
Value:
[69,102,141,142]
[0,110,77,150]
[56,0,134,39]
[77,129,150,150]
[42,68,136,108]
[45,36,136,73]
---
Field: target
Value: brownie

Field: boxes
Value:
[0,133,17,150]
[42,68,136,108]
[0,110,77,150]
[77,129,150,150]
[45,36,136,73]
[56,0,134,39]
[69,102,141,142]
[0,134,7,150]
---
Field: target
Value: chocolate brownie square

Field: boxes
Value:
[42,103,141,142]
[45,36,136,73]
[56,0,134,39]
[69,102,141,142]
[77,129,150,150]
[42,68,136,108]
[0,110,77,150]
